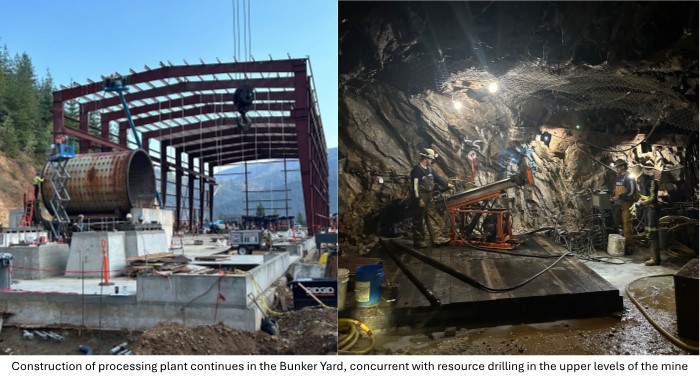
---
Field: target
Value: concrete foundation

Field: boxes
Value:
[124,230,168,258]
[0,244,69,279]
[0,247,302,331]
[65,230,169,279]
[65,231,126,278]
[131,208,174,247]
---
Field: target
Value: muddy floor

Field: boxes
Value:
[366,268,697,355]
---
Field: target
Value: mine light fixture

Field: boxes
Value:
[488,81,499,94]
[452,93,463,110]
[540,131,552,147]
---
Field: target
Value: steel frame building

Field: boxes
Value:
[51,58,330,233]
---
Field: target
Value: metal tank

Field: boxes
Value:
[42,149,156,216]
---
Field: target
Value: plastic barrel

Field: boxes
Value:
[355,264,384,307]
[607,234,625,256]
[0,253,13,290]
[338,268,350,310]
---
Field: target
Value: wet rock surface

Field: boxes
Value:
[338,1,698,254]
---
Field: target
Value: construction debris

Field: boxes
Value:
[126,253,192,276]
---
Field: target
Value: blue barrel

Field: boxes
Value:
[355,264,384,307]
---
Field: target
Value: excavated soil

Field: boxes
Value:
[0,306,337,355]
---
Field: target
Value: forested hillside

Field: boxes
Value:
[0,44,55,226]
[0,46,54,161]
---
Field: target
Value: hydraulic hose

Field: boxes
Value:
[338,318,375,355]
[390,239,567,293]
[625,274,699,354]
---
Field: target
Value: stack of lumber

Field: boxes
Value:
[126,252,192,276]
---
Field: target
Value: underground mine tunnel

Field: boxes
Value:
[337,1,698,355]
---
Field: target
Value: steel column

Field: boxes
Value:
[208,163,215,222]
[188,154,195,232]
[175,148,183,231]
[160,144,168,208]
[199,159,205,228]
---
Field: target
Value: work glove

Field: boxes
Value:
[634,201,643,208]
[447,183,455,189]
[418,199,425,208]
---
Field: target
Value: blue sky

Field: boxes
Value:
[0,0,338,148]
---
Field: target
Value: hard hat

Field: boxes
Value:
[613,159,628,167]
[138,215,145,222]
[78,214,84,219]
[126,213,133,219]
[420,148,439,160]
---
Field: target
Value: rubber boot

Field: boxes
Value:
[645,240,661,266]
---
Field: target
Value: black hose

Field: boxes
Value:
[390,239,567,293]
[378,239,442,307]
[435,192,563,259]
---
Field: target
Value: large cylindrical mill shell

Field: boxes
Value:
[42,149,156,216]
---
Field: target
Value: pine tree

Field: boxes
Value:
[296,210,306,226]
[9,53,39,153]
[0,46,53,161]
[256,202,266,217]
[0,115,19,157]
[35,71,54,155]
[0,45,10,133]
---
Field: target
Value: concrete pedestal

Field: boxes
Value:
[125,230,168,258]
[65,232,126,279]
[0,244,69,280]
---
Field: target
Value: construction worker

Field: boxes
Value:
[634,160,661,266]
[32,172,44,200]
[51,134,66,156]
[611,159,636,254]
[410,148,454,248]
[72,214,86,232]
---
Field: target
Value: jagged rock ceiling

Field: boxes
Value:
[338,1,699,253]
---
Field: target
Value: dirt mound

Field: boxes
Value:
[132,322,284,355]
[132,306,338,355]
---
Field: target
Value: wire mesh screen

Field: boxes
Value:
[439,61,697,131]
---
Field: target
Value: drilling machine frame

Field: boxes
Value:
[440,165,534,250]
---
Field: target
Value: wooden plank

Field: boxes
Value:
[397,254,424,308]
[449,254,473,305]
[528,234,563,256]
[482,258,517,299]
[126,252,174,262]
[522,235,613,292]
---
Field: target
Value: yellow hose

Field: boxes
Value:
[666,241,696,258]
[338,318,375,355]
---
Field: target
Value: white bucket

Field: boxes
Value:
[607,234,625,256]
[337,268,349,310]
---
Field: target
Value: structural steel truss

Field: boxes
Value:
[52,58,330,233]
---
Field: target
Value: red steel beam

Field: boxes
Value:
[195,142,299,160]
[142,117,291,141]
[120,102,292,130]
[176,131,298,154]
[76,77,295,114]
[63,127,128,151]
[53,60,305,102]
[209,149,300,167]
[101,91,295,122]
